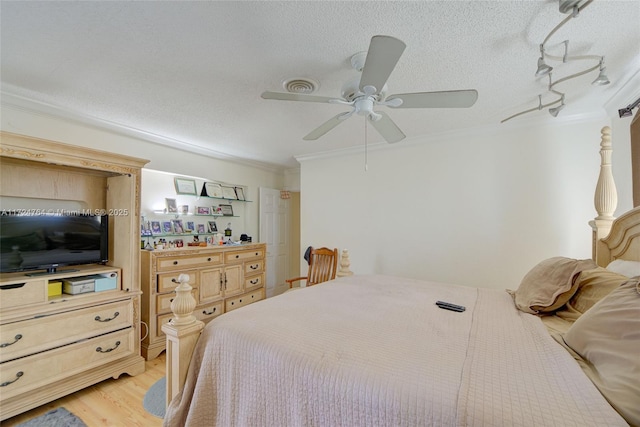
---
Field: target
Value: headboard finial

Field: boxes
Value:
[594,126,617,220]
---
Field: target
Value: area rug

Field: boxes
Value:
[17,407,87,427]
[143,376,166,419]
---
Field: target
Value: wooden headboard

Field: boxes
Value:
[595,206,640,267]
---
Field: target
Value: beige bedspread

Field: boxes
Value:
[164,275,627,426]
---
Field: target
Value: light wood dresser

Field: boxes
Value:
[140,243,266,360]
[0,132,148,420]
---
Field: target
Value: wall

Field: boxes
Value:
[298,117,631,290]
[0,102,285,244]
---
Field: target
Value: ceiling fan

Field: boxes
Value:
[261,35,478,144]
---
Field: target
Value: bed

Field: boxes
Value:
[162,127,639,427]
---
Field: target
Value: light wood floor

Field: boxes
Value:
[1,353,165,427]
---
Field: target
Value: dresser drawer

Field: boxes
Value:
[244,260,264,275]
[156,253,222,272]
[244,273,265,290]
[157,270,199,293]
[0,280,47,310]
[0,299,133,363]
[224,248,264,264]
[225,288,264,312]
[155,300,222,338]
[156,289,198,315]
[195,301,224,322]
[0,328,134,400]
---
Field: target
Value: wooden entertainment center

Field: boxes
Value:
[0,132,149,420]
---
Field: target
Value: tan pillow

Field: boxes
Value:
[566,267,629,314]
[563,277,640,426]
[508,257,597,314]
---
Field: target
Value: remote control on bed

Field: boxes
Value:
[436,301,466,312]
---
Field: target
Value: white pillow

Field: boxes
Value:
[606,259,640,278]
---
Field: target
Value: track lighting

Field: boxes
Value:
[549,97,565,117]
[503,0,611,123]
[535,45,553,76]
[592,59,610,86]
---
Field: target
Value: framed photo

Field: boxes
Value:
[165,198,178,213]
[151,221,161,234]
[221,186,237,200]
[197,223,206,233]
[196,206,211,215]
[219,204,234,216]
[162,221,173,233]
[208,221,218,233]
[174,177,197,195]
[186,221,195,232]
[171,219,184,234]
[201,182,223,198]
[234,187,245,201]
[180,205,189,214]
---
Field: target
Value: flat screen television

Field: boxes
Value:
[0,213,109,274]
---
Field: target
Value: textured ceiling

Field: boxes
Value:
[1,1,639,169]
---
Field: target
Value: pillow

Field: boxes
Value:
[566,267,629,314]
[508,257,597,314]
[606,259,640,278]
[563,277,640,426]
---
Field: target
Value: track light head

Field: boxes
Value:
[536,57,553,76]
[549,104,565,117]
[592,68,610,85]
[536,45,553,76]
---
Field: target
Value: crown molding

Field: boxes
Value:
[0,90,285,174]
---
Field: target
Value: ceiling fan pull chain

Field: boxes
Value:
[364,117,368,172]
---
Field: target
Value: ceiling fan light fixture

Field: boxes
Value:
[283,78,319,94]
[549,96,565,117]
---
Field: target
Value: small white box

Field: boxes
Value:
[62,277,95,295]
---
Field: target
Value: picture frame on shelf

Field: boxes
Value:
[162,221,173,233]
[208,221,218,233]
[196,206,211,215]
[151,221,162,234]
[165,198,178,213]
[174,177,197,195]
[219,204,234,216]
[235,187,245,201]
[201,182,223,198]
[221,186,237,199]
[186,221,195,232]
[172,219,184,234]
[197,223,206,233]
[180,205,189,214]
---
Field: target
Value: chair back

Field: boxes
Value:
[306,247,338,286]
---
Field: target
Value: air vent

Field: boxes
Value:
[283,78,318,94]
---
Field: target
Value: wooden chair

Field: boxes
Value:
[286,247,338,288]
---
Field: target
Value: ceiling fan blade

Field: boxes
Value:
[359,35,406,95]
[386,90,478,108]
[303,114,347,140]
[369,111,405,144]
[261,91,335,103]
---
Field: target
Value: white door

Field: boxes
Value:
[259,188,289,297]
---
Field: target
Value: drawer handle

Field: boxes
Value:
[0,334,23,348]
[95,312,119,322]
[235,255,240,259]
[173,261,178,265]
[255,252,259,256]
[49,299,69,304]
[250,279,259,285]
[207,257,212,261]
[0,283,26,290]
[202,307,217,316]
[0,371,23,387]
[96,340,121,353]
[249,264,259,270]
